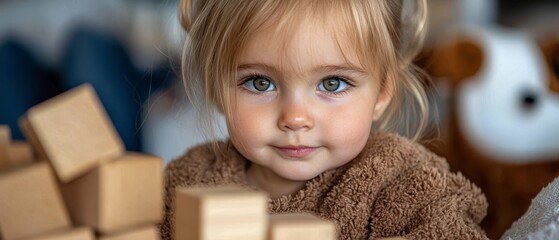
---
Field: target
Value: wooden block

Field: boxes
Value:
[0,125,10,170]
[0,125,9,143]
[268,213,336,240]
[8,141,35,167]
[7,141,34,165]
[99,225,159,240]
[19,84,125,182]
[174,186,268,240]
[1,142,33,171]
[0,163,71,240]
[0,142,35,171]
[26,227,95,240]
[0,146,10,170]
[62,153,162,234]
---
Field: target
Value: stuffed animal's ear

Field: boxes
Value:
[416,40,483,87]
[540,39,559,93]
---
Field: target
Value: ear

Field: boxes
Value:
[416,39,484,87]
[540,38,559,93]
[372,77,394,121]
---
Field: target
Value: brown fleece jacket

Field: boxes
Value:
[160,133,488,239]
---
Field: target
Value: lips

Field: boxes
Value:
[274,146,318,158]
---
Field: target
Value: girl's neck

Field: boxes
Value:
[246,163,308,199]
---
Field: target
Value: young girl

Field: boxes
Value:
[161,0,489,239]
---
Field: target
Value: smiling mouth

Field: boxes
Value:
[273,146,318,158]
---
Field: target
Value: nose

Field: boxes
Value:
[520,89,538,112]
[277,99,314,132]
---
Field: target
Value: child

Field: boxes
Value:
[160,0,489,239]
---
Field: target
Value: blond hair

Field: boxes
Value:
[179,0,430,147]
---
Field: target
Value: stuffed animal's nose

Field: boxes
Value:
[521,90,538,111]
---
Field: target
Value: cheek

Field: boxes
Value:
[323,99,375,147]
[228,100,274,150]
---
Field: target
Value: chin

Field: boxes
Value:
[276,168,322,182]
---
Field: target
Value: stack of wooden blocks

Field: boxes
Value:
[0,84,162,240]
[0,84,338,240]
[174,186,337,240]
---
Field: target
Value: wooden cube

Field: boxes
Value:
[0,125,9,143]
[268,213,337,240]
[174,186,268,240]
[0,163,71,240]
[0,142,34,171]
[0,125,10,170]
[7,141,34,165]
[0,146,9,170]
[26,227,95,240]
[99,225,159,240]
[62,153,162,234]
[19,84,124,182]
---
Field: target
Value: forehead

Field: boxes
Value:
[236,9,368,75]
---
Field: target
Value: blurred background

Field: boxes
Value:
[0,0,230,164]
[0,1,558,239]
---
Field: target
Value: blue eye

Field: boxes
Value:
[243,77,276,92]
[318,78,348,92]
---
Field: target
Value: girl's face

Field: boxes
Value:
[229,16,391,191]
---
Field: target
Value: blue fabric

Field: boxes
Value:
[0,28,174,151]
[61,29,143,151]
[0,39,59,140]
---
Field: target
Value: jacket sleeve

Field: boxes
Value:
[159,162,179,240]
[158,154,201,240]
[158,143,221,240]
[369,164,489,240]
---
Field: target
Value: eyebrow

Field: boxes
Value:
[316,65,368,75]
[237,63,368,75]
[237,64,277,73]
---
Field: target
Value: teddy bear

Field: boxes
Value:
[416,24,559,239]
